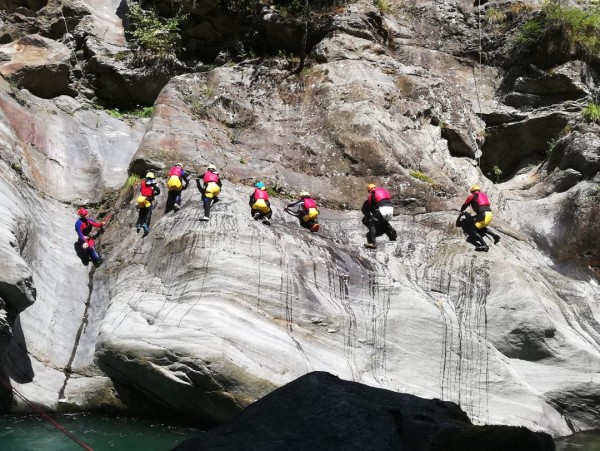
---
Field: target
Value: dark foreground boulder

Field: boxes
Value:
[173,371,554,451]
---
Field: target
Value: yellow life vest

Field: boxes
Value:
[303,208,319,222]
[252,198,270,214]
[204,182,221,198]
[136,195,151,208]
[167,175,182,191]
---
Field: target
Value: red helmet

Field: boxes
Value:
[77,208,88,217]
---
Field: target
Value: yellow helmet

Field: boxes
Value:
[299,191,310,197]
[146,172,155,179]
[367,183,377,192]
[470,185,481,192]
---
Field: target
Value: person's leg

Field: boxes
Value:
[203,196,212,218]
[384,221,397,241]
[367,218,378,245]
[251,208,262,220]
[165,191,176,213]
[174,190,182,210]
[482,227,500,244]
[144,206,153,228]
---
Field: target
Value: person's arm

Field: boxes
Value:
[88,218,104,229]
[181,173,189,190]
[249,193,255,207]
[154,185,161,196]
[460,194,474,212]
[361,200,371,217]
[217,176,222,187]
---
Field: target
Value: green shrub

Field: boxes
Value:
[124,174,140,189]
[410,171,433,183]
[127,1,187,66]
[518,0,600,56]
[582,102,600,123]
[375,0,391,14]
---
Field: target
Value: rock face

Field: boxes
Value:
[0,0,600,442]
[174,372,555,451]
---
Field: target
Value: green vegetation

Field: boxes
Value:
[487,165,503,183]
[181,87,213,120]
[124,174,140,189]
[10,161,22,175]
[126,1,187,66]
[374,0,391,14]
[582,102,600,123]
[517,0,600,57]
[93,105,154,120]
[409,171,433,183]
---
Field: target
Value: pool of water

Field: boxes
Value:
[0,414,198,451]
[555,431,600,450]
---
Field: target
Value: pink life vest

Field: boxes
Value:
[372,187,391,203]
[203,171,219,183]
[474,192,490,207]
[253,188,269,200]
[303,197,317,210]
[169,166,182,176]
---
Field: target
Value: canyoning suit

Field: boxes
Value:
[166,166,189,213]
[249,187,272,223]
[136,177,161,235]
[286,197,320,232]
[460,190,500,249]
[75,217,104,265]
[197,170,222,219]
[361,187,397,245]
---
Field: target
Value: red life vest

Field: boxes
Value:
[303,197,317,210]
[169,166,182,176]
[203,171,219,183]
[253,188,269,200]
[372,187,391,203]
[140,179,154,197]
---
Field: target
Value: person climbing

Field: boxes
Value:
[166,163,189,213]
[135,171,161,236]
[196,164,222,221]
[459,184,501,252]
[361,183,397,249]
[75,208,106,266]
[249,181,272,225]
[285,191,320,232]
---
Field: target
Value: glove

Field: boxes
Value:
[82,242,89,249]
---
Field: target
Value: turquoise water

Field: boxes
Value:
[0,414,197,451]
[555,432,600,450]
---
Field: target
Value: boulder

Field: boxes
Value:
[174,372,554,451]
[0,34,72,98]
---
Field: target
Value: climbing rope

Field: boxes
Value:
[0,377,94,450]
[474,0,484,168]
[59,0,87,91]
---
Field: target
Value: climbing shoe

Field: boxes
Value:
[142,225,149,236]
[475,245,489,252]
[364,243,377,249]
[173,203,181,212]
[493,235,501,245]
[136,225,141,233]
[253,212,261,220]
[200,216,210,221]
[262,219,271,226]
[310,223,320,233]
